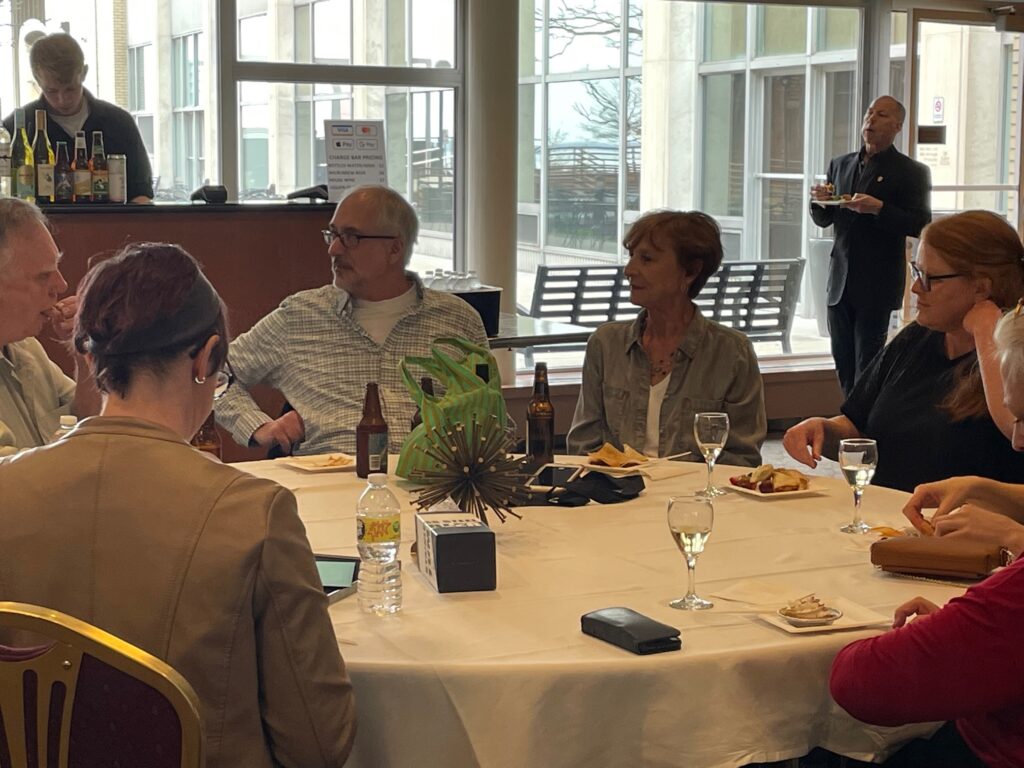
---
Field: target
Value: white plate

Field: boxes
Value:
[759,598,890,634]
[776,607,842,627]
[812,199,847,207]
[727,484,821,499]
[277,454,357,473]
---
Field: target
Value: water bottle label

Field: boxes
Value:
[357,514,401,543]
[368,432,388,472]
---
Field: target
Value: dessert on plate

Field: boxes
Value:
[729,464,809,493]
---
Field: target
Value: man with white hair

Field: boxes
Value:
[215,184,488,455]
[0,199,97,456]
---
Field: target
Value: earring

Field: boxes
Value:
[194,375,207,385]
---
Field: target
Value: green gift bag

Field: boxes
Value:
[395,337,506,478]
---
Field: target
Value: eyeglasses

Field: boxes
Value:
[910,262,967,293]
[321,229,397,248]
[213,360,235,401]
[1015,298,1024,318]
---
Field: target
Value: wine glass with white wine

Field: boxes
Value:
[694,412,729,499]
[667,495,715,610]
[838,438,877,534]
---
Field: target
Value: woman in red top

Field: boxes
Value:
[830,305,1024,768]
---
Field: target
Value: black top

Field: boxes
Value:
[3,89,154,200]
[842,323,1024,492]
[810,145,931,311]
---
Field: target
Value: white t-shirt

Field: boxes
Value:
[50,102,90,139]
[351,285,418,346]
[643,374,671,457]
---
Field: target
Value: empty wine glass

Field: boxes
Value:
[667,495,715,610]
[838,438,877,534]
[694,412,729,499]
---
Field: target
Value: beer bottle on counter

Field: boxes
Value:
[72,131,91,202]
[526,362,555,468]
[12,109,34,201]
[90,131,109,202]
[409,377,435,431]
[53,141,73,203]
[190,412,223,459]
[357,382,389,478]
[32,109,54,203]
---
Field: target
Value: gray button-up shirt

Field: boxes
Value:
[215,275,488,455]
[567,309,766,467]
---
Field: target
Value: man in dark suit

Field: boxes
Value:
[810,95,931,397]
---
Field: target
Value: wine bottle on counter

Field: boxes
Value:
[12,109,34,202]
[53,142,73,203]
[526,362,554,468]
[90,131,109,202]
[0,99,11,198]
[357,382,389,478]
[32,109,54,203]
[72,131,91,203]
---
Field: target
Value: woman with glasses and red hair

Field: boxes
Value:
[0,243,356,768]
[783,210,1024,492]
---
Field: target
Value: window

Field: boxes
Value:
[172,32,206,196]
[127,45,155,158]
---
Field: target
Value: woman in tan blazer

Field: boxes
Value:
[0,243,356,768]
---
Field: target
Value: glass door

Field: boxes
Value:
[907,10,1022,226]
[756,71,806,261]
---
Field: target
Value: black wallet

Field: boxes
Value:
[581,607,682,655]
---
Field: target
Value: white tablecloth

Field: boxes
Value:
[238,458,962,768]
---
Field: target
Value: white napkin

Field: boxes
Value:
[710,579,802,607]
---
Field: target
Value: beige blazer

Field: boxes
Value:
[0,416,356,768]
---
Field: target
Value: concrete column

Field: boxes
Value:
[465,0,518,313]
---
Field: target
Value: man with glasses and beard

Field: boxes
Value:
[215,184,488,456]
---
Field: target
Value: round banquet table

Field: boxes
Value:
[237,457,964,768]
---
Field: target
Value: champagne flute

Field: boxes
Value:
[694,412,729,499]
[838,438,877,534]
[667,495,715,610]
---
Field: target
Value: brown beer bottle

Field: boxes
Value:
[357,382,389,478]
[190,412,223,459]
[53,141,73,203]
[90,131,109,202]
[72,131,91,202]
[410,377,434,430]
[526,362,555,468]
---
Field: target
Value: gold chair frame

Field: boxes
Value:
[0,601,203,768]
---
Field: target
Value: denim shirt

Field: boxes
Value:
[567,309,766,468]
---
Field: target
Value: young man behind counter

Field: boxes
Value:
[2,32,154,203]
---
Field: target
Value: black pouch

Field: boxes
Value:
[581,607,682,655]
[566,473,645,504]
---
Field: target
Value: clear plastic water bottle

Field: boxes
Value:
[422,269,435,287]
[356,473,402,615]
[51,415,77,443]
[467,270,481,289]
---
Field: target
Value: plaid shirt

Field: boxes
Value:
[215,274,488,455]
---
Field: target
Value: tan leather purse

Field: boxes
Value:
[870,537,1008,580]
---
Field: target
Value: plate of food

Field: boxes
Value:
[277,453,357,473]
[776,594,842,627]
[760,596,889,634]
[582,442,651,475]
[728,464,817,498]
[812,197,851,207]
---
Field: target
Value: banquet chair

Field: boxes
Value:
[0,601,203,768]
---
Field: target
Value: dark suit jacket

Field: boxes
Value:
[810,145,931,311]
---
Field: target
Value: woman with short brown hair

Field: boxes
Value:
[567,209,766,466]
